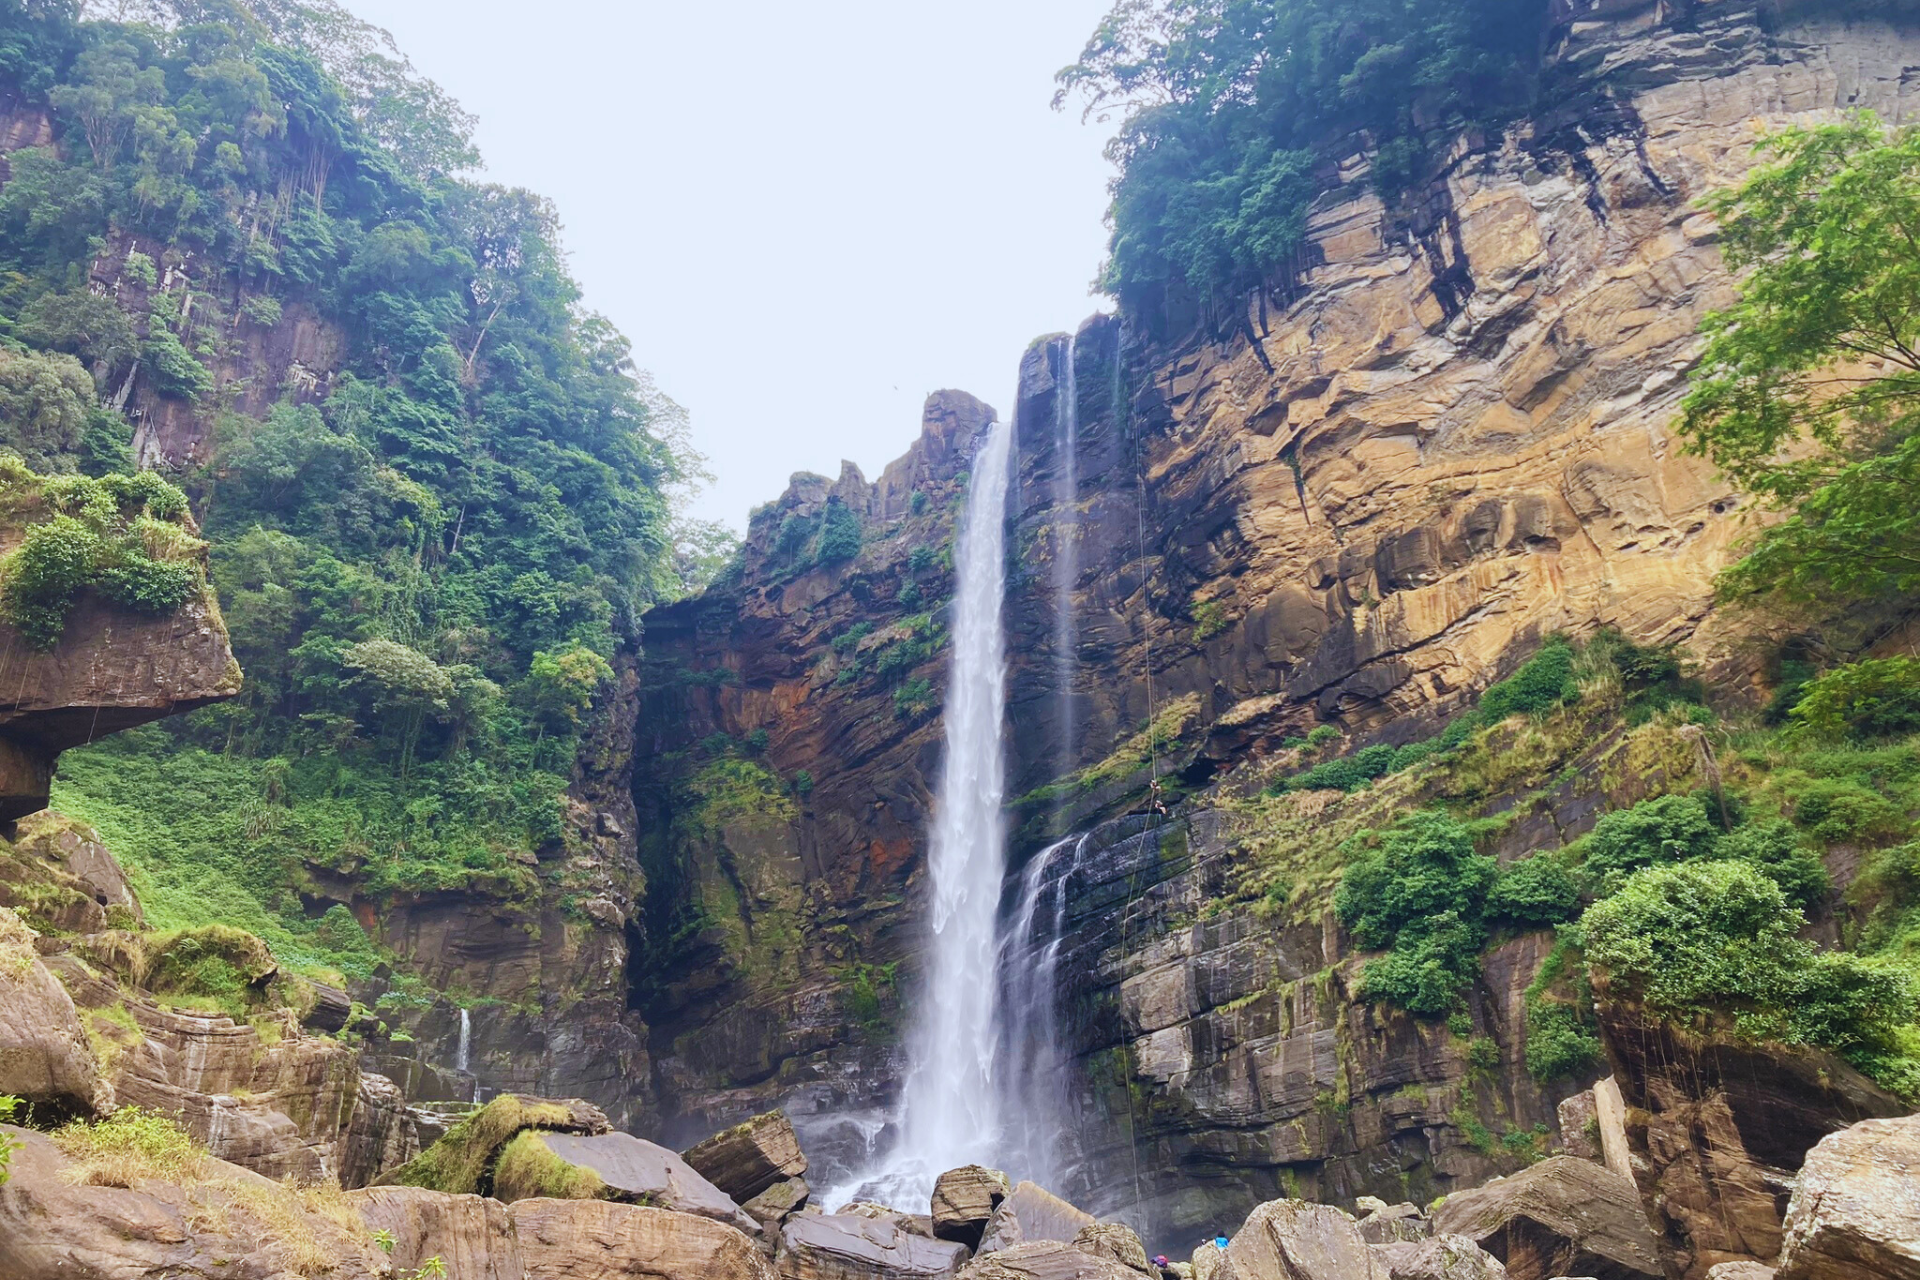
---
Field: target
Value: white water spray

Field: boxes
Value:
[831,411,1015,1208]
[455,1007,471,1073]
[1000,832,1089,1191]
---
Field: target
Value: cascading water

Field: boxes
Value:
[998,831,1089,1192]
[830,409,1016,1208]
[455,1007,471,1073]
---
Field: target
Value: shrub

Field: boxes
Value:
[1478,636,1577,722]
[1487,856,1581,928]
[1525,1001,1602,1081]
[908,545,935,573]
[1790,659,1920,740]
[142,326,214,400]
[1792,779,1909,846]
[1713,819,1831,911]
[1338,811,1497,1015]
[2,515,101,646]
[816,500,861,564]
[775,512,817,558]
[0,465,201,646]
[1580,794,1721,893]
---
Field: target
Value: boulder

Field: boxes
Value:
[378,1092,611,1193]
[978,1181,1097,1255]
[1777,1114,1920,1280]
[744,1175,815,1236]
[0,1127,387,1280]
[960,1239,1151,1279]
[1360,1202,1432,1246]
[1433,1157,1662,1280]
[1559,1091,1602,1163]
[685,1108,811,1203]
[0,908,103,1115]
[1372,1234,1511,1280]
[841,1199,938,1238]
[512,1197,775,1280]
[351,1185,523,1280]
[1073,1222,1155,1274]
[340,1071,420,1189]
[777,1210,971,1278]
[1705,1266,1777,1280]
[499,1130,755,1232]
[1189,1241,1226,1280]
[1225,1199,1387,1280]
[934,1164,1013,1246]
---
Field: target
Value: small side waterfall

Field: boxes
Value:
[999,832,1089,1191]
[455,1007,471,1073]
[1052,333,1080,787]
[830,409,1016,1208]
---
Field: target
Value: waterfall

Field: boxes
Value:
[831,410,1016,1209]
[999,832,1089,1191]
[1052,334,1079,787]
[455,1007,471,1074]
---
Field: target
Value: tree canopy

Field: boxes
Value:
[1681,115,1920,606]
[1056,0,1547,322]
[0,0,727,955]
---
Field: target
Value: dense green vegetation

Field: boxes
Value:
[0,459,201,645]
[1326,628,1920,1098]
[0,0,714,977]
[1057,0,1548,317]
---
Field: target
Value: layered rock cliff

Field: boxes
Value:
[629,0,1920,1237]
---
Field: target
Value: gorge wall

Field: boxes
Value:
[627,0,1920,1241]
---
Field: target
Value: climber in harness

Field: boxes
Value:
[1147,777,1168,815]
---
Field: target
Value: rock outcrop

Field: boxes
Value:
[0,589,238,823]
[0,909,105,1116]
[0,1128,388,1280]
[1431,1156,1662,1280]
[352,1185,526,1280]
[498,1130,758,1235]
[1601,1005,1907,1278]
[1776,1113,1920,1280]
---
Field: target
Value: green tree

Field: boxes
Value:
[1681,116,1920,605]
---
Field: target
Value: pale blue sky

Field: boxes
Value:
[348,0,1120,529]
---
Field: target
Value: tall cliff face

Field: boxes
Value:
[629,0,1920,1216]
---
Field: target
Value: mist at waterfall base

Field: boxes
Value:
[826,343,1089,1211]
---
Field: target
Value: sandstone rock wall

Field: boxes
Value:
[631,0,1920,1195]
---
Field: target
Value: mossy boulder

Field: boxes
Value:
[377,1094,612,1195]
